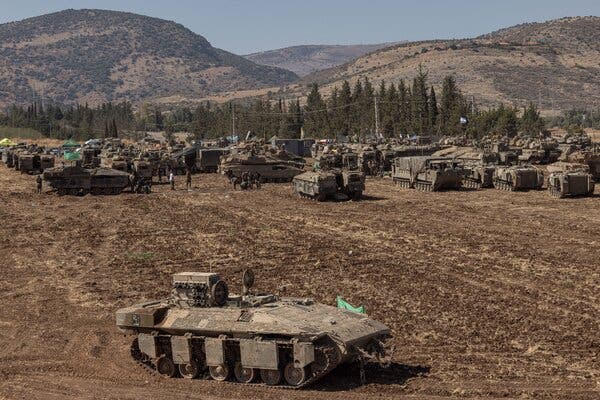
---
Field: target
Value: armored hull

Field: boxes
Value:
[392,156,463,191]
[293,171,338,201]
[43,165,131,195]
[493,166,543,191]
[220,153,304,183]
[463,165,495,189]
[548,171,595,198]
[116,271,392,388]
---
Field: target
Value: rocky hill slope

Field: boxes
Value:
[244,43,399,77]
[301,17,600,112]
[0,9,298,106]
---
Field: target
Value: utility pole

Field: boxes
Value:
[374,94,380,140]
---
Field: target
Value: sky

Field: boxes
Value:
[1,0,599,54]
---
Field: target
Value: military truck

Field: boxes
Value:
[293,171,339,201]
[392,156,463,191]
[493,166,544,191]
[116,270,392,387]
[43,164,132,195]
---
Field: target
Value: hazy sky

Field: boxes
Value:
[1,0,599,54]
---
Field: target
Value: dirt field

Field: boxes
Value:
[1,166,599,400]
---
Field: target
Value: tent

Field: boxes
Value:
[62,139,80,148]
[0,138,16,146]
[336,296,365,314]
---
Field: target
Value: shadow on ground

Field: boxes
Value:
[312,362,430,391]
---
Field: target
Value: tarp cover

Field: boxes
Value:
[64,151,81,160]
[0,138,16,146]
[336,296,365,314]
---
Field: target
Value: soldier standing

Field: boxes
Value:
[186,169,192,190]
[158,167,164,183]
[36,175,43,194]
[169,171,175,190]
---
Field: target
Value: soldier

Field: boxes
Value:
[241,171,250,190]
[36,175,43,194]
[186,169,192,190]
[169,171,175,190]
[253,172,262,189]
[158,167,164,183]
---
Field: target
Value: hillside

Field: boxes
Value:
[301,17,600,112]
[0,9,297,106]
[244,43,399,77]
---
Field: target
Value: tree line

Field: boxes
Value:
[0,67,553,141]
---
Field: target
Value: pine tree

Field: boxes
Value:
[429,86,438,131]
[304,83,328,137]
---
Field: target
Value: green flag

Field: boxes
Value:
[336,296,365,314]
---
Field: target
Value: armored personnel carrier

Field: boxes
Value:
[462,164,495,189]
[116,270,392,388]
[546,163,594,198]
[15,153,54,174]
[392,156,463,191]
[493,166,543,191]
[220,149,304,183]
[43,164,132,195]
[293,171,338,201]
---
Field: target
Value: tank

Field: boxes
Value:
[392,156,463,191]
[293,171,338,201]
[220,149,304,183]
[493,165,543,191]
[116,270,392,388]
[43,164,131,195]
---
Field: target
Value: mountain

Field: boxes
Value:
[300,17,600,112]
[0,9,298,106]
[244,43,400,77]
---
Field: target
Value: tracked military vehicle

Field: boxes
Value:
[392,156,463,191]
[131,159,153,194]
[293,171,338,201]
[220,149,304,183]
[493,166,543,191]
[43,164,132,195]
[462,164,495,189]
[116,270,392,388]
[546,163,595,198]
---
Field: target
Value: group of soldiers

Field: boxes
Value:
[225,170,262,190]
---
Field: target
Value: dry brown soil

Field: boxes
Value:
[0,166,599,399]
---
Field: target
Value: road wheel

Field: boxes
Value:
[209,364,229,381]
[178,360,200,379]
[260,368,282,386]
[156,356,176,378]
[283,362,306,387]
[234,362,256,383]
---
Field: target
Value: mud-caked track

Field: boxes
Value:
[1,165,599,399]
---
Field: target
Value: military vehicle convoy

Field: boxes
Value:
[116,270,392,388]
[493,166,544,191]
[392,156,463,191]
[43,164,133,195]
